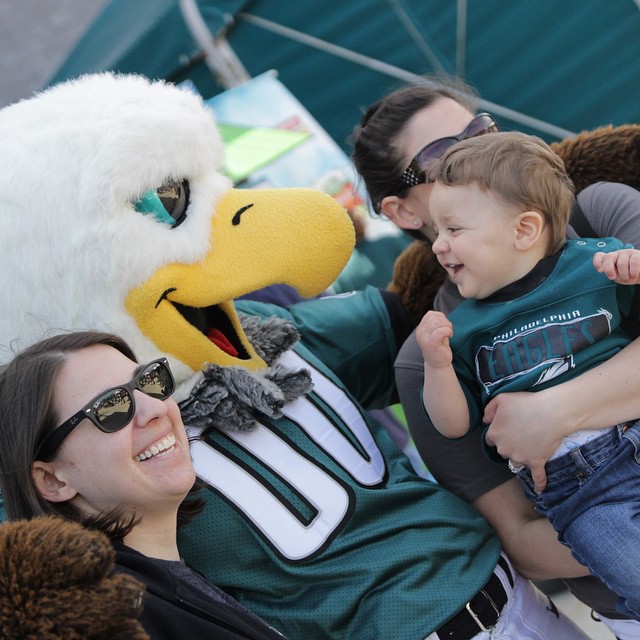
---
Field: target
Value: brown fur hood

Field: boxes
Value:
[0,516,148,640]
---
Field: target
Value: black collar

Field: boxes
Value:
[484,249,562,303]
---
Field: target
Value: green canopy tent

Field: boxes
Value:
[49,0,640,155]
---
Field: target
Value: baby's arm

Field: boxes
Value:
[593,248,640,284]
[416,311,470,437]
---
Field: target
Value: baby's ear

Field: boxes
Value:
[514,211,544,250]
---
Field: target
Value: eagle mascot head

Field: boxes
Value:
[0,73,354,393]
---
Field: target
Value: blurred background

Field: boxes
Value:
[0,0,108,108]
[4,0,640,149]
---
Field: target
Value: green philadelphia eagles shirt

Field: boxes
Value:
[445,238,637,459]
[179,288,500,640]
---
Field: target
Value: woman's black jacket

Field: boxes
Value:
[114,543,286,640]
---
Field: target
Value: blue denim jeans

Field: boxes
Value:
[518,421,640,621]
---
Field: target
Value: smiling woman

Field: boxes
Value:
[0,331,287,640]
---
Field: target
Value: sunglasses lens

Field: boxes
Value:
[466,114,500,138]
[94,388,134,432]
[138,361,174,399]
[84,361,173,434]
[415,138,459,169]
[414,114,499,172]
[390,114,498,196]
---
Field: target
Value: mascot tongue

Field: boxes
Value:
[207,328,238,357]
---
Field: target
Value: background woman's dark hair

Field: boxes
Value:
[350,76,478,236]
[0,330,202,539]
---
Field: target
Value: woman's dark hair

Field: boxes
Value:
[0,330,202,539]
[350,76,478,233]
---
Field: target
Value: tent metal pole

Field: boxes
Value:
[239,12,575,139]
[385,0,447,75]
[240,12,431,84]
[179,0,251,88]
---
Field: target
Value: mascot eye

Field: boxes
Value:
[134,180,190,227]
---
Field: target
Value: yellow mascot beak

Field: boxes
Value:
[125,188,355,372]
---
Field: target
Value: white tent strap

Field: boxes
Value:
[239,12,575,140]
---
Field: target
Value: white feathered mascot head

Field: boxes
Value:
[0,73,354,392]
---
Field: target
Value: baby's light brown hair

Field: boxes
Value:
[426,131,575,254]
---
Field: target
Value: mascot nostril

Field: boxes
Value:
[232,203,254,225]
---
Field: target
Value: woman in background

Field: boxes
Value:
[351,77,640,639]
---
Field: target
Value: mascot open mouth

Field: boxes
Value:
[173,302,249,359]
[126,280,265,372]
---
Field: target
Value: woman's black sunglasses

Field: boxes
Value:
[389,113,500,196]
[36,357,175,461]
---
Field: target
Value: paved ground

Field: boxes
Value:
[0,0,108,108]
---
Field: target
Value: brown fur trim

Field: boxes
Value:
[388,239,447,327]
[551,124,640,194]
[0,517,148,640]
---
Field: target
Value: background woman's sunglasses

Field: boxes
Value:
[36,357,175,461]
[389,113,499,196]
